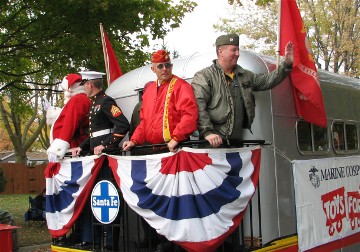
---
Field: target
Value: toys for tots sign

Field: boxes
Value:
[292,156,360,251]
[322,185,360,236]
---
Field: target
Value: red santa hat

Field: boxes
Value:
[60,73,82,91]
[151,50,171,63]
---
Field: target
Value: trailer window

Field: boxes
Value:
[297,120,328,154]
[333,123,345,151]
[297,121,312,151]
[346,124,357,150]
[332,122,358,153]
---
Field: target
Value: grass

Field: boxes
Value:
[0,194,52,248]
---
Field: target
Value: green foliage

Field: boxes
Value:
[214,0,278,56]
[0,167,6,193]
[300,0,359,76]
[0,0,196,161]
[1,0,196,80]
[0,0,197,92]
[228,0,274,6]
[255,0,275,6]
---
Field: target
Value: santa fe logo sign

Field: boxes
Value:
[91,180,120,224]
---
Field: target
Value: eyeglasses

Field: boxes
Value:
[156,63,173,70]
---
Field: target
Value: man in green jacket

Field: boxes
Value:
[192,33,294,147]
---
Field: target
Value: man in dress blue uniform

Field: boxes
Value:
[72,71,129,250]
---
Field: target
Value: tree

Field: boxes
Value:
[0,0,196,163]
[214,0,359,77]
[214,0,277,56]
[301,0,359,76]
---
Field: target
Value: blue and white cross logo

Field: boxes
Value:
[91,180,120,224]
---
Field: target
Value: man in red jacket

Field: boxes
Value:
[122,49,198,152]
[46,73,91,162]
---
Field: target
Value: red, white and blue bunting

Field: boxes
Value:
[45,146,261,252]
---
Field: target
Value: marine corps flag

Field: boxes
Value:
[100,23,123,85]
[279,0,327,128]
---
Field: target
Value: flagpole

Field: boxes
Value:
[276,0,282,66]
[99,23,110,86]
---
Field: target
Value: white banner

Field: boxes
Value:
[292,156,360,251]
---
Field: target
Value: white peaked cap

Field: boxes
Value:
[79,71,105,81]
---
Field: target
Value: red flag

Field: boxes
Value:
[100,23,123,85]
[279,0,327,128]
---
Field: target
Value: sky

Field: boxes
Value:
[159,0,231,57]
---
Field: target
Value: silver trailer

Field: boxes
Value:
[106,50,360,251]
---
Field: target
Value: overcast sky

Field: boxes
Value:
[160,0,231,57]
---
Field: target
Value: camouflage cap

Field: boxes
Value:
[215,34,239,47]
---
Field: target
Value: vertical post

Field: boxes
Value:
[276,0,282,66]
[99,23,110,87]
[257,183,262,247]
